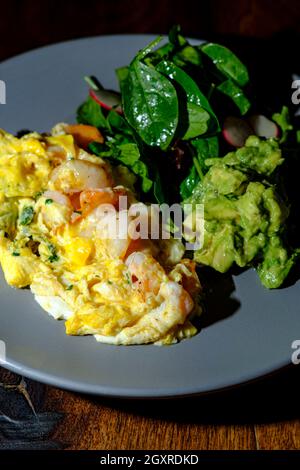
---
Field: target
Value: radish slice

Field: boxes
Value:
[223,116,253,148]
[247,115,279,139]
[89,88,123,114]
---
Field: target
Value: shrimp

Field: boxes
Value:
[125,252,168,296]
[37,190,73,230]
[80,187,127,217]
[43,190,72,207]
[49,160,113,194]
[168,258,202,299]
[95,281,194,345]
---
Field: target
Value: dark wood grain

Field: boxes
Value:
[1,366,298,450]
[0,0,300,451]
[42,366,299,450]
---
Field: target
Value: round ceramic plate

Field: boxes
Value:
[0,35,299,397]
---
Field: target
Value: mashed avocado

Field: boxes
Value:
[185,136,295,288]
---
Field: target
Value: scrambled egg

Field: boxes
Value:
[0,125,201,345]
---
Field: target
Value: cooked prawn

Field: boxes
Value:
[50,160,113,194]
[37,190,73,230]
[125,251,168,295]
[95,281,194,345]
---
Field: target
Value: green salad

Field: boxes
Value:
[77,25,300,289]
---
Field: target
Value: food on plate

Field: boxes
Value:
[1,25,300,348]
[77,25,300,290]
[0,127,201,345]
[183,136,293,288]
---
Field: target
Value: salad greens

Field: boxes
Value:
[77,25,250,203]
[77,25,300,289]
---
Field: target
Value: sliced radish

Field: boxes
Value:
[223,116,253,148]
[247,114,279,139]
[89,88,123,114]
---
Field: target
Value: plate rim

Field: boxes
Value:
[0,34,295,398]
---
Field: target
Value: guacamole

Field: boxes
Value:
[185,136,295,288]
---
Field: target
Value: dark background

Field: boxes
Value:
[1,0,300,61]
[0,0,300,451]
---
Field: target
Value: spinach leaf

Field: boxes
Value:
[89,141,153,193]
[173,45,202,68]
[191,135,219,168]
[116,66,129,92]
[201,43,249,87]
[183,104,210,140]
[122,58,179,150]
[144,43,174,67]
[272,106,293,143]
[168,25,202,67]
[118,143,140,165]
[217,79,251,115]
[168,24,187,48]
[179,136,219,199]
[180,165,199,199]
[107,110,132,135]
[131,160,153,192]
[77,95,108,129]
[156,60,219,138]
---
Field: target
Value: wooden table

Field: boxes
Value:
[0,365,299,450]
[1,0,300,453]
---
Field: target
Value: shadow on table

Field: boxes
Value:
[91,365,300,425]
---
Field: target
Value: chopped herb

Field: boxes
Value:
[107,280,113,285]
[66,284,73,291]
[19,206,34,226]
[125,272,132,284]
[12,252,20,257]
[45,198,53,205]
[47,243,59,263]
[34,191,43,200]
[48,254,59,263]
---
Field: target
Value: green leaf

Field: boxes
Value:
[122,59,178,150]
[116,66,129,92]
[183,103,210,139]
[131,161,153,192]
[192,135,219,160]
[144,43,174,66]
[19,206,34,226]
[107,110,132,135]
[153,171,165,204]
[89,141,153,193]
[201,42,249,87]
[156,60,219,138]
[180,136,219,199]
[180,165,199,199]
[217,79,251,115]
[173,45,202,67]
[76,95,108,129]
[168,24,187,48]
[136,36,163,61]
[272,106,293,143]
[118,143,140,165]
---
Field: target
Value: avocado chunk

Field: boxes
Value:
[184,136,295,288]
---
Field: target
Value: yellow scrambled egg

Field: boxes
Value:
[0,126,201,345]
